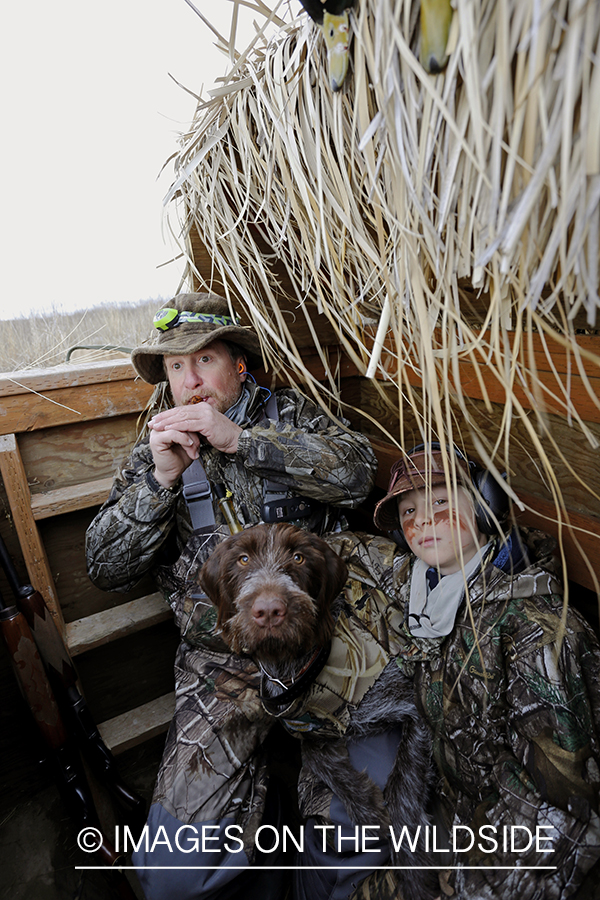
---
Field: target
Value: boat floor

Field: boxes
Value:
[0,734,165,899]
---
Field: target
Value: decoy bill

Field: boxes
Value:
[420,0,453,73]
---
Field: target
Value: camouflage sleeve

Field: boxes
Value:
[467,605,600,898]
[322,531,399,594]
[236,388,378,507]
[85,439,182,592]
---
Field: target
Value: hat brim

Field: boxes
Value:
[131,326,264,384]
[373,472,449,531]
[373,449,471,532]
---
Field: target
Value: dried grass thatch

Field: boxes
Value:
[164,0,600,591]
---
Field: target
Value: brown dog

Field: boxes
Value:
[200,523,439,899]
[201,520,347,663]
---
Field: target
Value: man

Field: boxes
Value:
[85,292,377,900]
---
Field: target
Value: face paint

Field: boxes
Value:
[397,484,486,575]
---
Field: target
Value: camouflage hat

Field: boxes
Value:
[373,445,471,531]
[131,293,263,384]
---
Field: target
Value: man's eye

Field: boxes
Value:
[292,552,304,564]
[238,555,250,567]
[401,507,414,517]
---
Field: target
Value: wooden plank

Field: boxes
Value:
[0,434,64,633]
[426,361,600,425]
[338,327,600,380]
[366,336,600,425]
[0,358,139,395]
[30,477,115,519]
[282,337,600,425]
[254,347,360,388]
[0,378,153,435]
[188,226,340,349]
[457,288,600,337]
[264,336,600,426]
[36,508,158,623]
[98,692,175,755]
[349,379,600,522]
[66,593,173,656]
[510,332,600,379]
[394,361,600,424]
[20,414,140,496]
[516,492,600,594]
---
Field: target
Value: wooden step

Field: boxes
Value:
[98,692,176,755]
[30,477,115,519]
[66,593,173,656]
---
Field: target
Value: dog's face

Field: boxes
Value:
[200,523,348,662]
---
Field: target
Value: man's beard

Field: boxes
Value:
[186,383,244,414]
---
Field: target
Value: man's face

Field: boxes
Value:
[164,340,246,413]
[397,483,485,575]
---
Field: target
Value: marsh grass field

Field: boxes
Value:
[0,299,161,373]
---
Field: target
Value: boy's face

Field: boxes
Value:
[397,484,486,575]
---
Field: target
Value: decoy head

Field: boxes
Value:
[299,0,355,91]
[420,0,453,74]
[322,9,351,91]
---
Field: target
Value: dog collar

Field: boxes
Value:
[258,641,333,716]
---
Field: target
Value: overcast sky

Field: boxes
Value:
[1,0,267,320]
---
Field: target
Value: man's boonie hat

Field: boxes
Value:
[373,445,471,532]
[131,293,263,384]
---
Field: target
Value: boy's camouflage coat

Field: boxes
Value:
[323,530,600,900]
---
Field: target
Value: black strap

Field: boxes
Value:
[261,393,286,504]
[182,459,216,534]
[260,394,320,523]
[258,641,332,716]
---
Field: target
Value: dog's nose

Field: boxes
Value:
[251,596,286,628]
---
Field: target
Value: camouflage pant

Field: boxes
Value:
[133,641,291,899]
[153,641,276,849]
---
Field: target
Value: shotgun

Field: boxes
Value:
[0,583,138,900]
[0,533,144,818]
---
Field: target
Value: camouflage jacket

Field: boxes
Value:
[85,382,377,647]
[325,529,600,900]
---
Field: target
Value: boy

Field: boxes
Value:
[329,443,600,900]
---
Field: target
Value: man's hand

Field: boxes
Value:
[148,404,243,489]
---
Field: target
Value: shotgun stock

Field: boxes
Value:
[0,533,144,818]
[0,586,138,900]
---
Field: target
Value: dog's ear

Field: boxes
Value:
[313,542,348,646]
[199,538,237,628]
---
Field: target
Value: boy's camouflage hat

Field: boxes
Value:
[131,293,263,384]
[373,446,471,531]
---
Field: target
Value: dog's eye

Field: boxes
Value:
[292,552,304,564]
[238,554,250,567]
